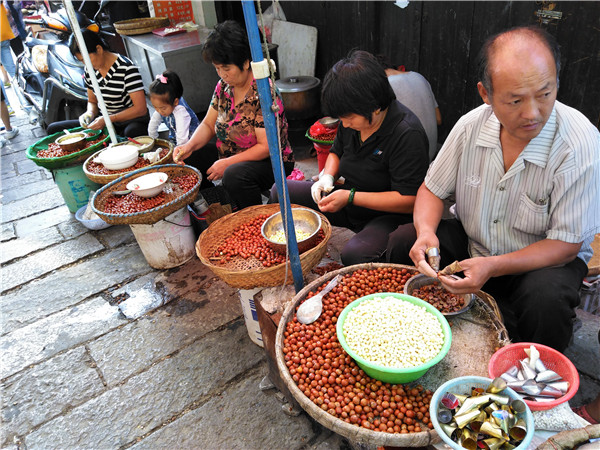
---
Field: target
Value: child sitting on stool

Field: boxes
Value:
[147,70,199,146]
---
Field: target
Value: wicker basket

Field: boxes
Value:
[26,128,109,170]
[196,204,331,289]
[274,263,509,447]
[83,139,173,185]
[92,164,201,225]
[114,17,170,35]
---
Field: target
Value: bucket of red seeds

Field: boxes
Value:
[91,164,201,225]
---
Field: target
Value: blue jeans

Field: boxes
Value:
[1,40,16,79]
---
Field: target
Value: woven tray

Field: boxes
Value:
[26,128,108,170]
[114,17,170,35]
[83,139,173,185]
[196,204,331,289]
[275,263,509,447]
[92,164,201,225]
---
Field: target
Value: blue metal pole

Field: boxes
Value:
[241,1,304,292]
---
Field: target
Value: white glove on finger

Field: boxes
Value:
[79,112,93,128]
[311,174,334,204]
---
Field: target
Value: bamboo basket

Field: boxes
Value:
[114,17,170,35]
[275,263,509,447]
[196,204,331,289]
[92,164,201,225]
[83,139,173,185]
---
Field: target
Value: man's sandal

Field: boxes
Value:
[572,404,599,425]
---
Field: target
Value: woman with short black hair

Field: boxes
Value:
[272,50,429,266]
[46,29,149,138]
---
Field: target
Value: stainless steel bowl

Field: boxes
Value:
[261,208,321,254]
[319,116,340,129]
[404,274,474,316]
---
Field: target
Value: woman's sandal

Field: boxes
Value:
[572,404,600,425]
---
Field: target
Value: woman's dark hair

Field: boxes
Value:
[202,20,251,71]
[321,50,396,122]
[69,29,109,57]
[477,25,561,95]
[148,70,183,104]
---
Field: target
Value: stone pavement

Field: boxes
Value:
[1,92,599,450]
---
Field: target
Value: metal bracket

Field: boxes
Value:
[250,59,276,80]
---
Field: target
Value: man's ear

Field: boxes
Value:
[477,82,491,105]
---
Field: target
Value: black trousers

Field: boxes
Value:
[46,114,150,138]
[184,143,293,209]
[386,219,588,351]
[272,180,413,266]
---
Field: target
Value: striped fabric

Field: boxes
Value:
[83,55,144,115]
[426,101,600,263]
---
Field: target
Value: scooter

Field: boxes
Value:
[14,7,102,128]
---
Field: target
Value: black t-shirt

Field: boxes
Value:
[331,100,429,197]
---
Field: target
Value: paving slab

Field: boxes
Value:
[1,233,105,293]
[89,261,241,386]
[97,224,136,248]
[1,189,66,223]
[1,178,56,204]
[57,217,89,239]
[15,158,41,175]
[0,170,45,192]
[0,297,126,380]
[24,319,265,449]
[13,205,73,237]
[0,347,105,446]
[1,222,16,242]
[0,226,63,264]
[130,363,316,449]
[0,245,150,335]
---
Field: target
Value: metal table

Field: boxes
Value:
[121,28,220,114]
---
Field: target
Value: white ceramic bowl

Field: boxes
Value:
[95,143,140,170]
[126,172,168,198]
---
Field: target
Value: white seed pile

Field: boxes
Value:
[269,229,311,243]
[342,296,445,368]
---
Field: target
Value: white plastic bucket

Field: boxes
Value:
[130,207,196,269]
[238,288,263,347]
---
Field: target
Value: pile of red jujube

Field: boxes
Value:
[213,214,325,267]
[102,172,198,215]
[87,148,169,175]
[37,134,107,158]
[284,267,436,434]
[411,282,465,314]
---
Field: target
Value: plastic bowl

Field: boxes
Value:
[56,132,87,152]
[75,205,112,230]
[261,207,321,254]
[430,376,535,450]
[95,143,140,170]
[336,293,452,384]
[488,342,579,411]
[126,171,168,198]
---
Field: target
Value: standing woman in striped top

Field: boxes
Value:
[387,26,599,351]
[46,30,149,138]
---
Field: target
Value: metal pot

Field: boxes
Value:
[276,76,321,121]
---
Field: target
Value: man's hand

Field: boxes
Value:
[438,256,495,293]
[88,116,105,130]
[409,231,440,278]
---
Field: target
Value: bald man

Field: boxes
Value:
[387,26,599,351]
